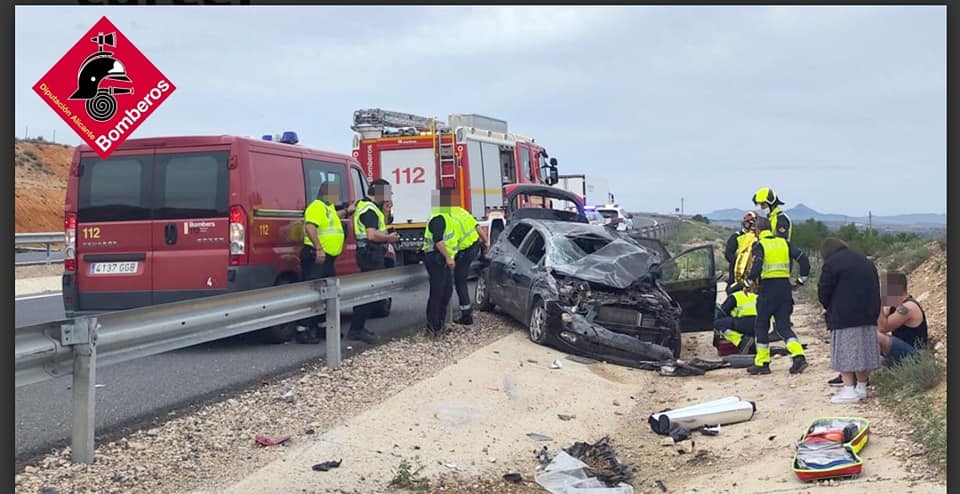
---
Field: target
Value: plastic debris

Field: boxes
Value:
[503,472,523,484]
[699,425,721,436]
[551,360,563,369]
[311,459,342,472]
[564,436,633,486]
[535,451,634,494]
[254,434,290,447]
[655,480,667,492]
[528,432,554,442]
[558,414,576,421]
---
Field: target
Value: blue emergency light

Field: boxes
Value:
[261,131,299,144]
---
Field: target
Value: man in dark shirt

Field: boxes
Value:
[877,271,929,364]
[349,179,400,344]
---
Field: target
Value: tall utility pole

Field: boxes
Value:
[868,211,873,236]
[680,197,685,217]
[53,129,56,143]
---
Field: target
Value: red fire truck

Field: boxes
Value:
[350,109,560,265]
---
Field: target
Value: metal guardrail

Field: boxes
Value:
[635,219,679,239]
[15,232,64,266]
[14,264,428,464]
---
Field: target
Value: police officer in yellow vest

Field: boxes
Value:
[449,199,489,326]
[423,189,460,335]
[714,286,759,354]
[744,216,810,375]
[752,187,792,241]
[350,179,400,344]
[296,181,352,344]
[724,211,759,293]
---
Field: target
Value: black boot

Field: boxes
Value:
[347,328,378,345]
[789,355,808,374]
[454,308,474,325]
[747,363,771,375]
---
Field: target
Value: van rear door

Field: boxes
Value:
[75,149,155,310]
[150,148,231,304]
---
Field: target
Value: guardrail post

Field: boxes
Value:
[46,242,52,264]
[321,278,342,369]
[62,317,99,464]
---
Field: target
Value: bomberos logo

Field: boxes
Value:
[32,16,177,159]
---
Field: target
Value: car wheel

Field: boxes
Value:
[528,299,548,344]
[371,298,392,318]
[475,272,495,311]
[259,277,299,344]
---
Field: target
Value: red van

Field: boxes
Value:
[62,134,389,342]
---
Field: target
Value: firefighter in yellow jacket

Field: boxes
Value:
[744,216,810,375]
[752,187,792,241]
[714,286,758,354]
[724,211,759,294]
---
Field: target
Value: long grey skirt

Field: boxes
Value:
[830,325,883,372]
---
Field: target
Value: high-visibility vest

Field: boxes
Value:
[304,199,345,256]
[450,206,480,251]
[769,206,793,241]
[758,231,791,279]
[353,199,387,248]
[423,209,460,257]
[731,290,758,318]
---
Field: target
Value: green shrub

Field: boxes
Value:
[388,457,430,492]
[872,348,942,401]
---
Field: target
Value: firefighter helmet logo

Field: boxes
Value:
[33,16,176,159]
[69,31,134,122]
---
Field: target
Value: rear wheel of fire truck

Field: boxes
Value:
[371,298,392,318]
[258,276,299,344]
[475,272,494,311]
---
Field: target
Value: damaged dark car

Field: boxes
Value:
[475,184,717,367]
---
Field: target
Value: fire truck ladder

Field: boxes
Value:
[431,118,458,186]
[352,108,450,133]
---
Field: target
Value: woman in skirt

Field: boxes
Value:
[817,238,883,404]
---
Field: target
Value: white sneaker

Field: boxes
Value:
[831,387,862,404]
[855,386,868,400]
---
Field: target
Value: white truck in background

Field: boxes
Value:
[557,174,613,208]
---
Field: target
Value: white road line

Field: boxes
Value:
[15,292,63,302]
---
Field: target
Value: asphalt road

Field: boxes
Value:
[15,282,471,463]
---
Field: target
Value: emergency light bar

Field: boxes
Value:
[261,131,299,144]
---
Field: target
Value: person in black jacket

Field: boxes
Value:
[817,238,882,404]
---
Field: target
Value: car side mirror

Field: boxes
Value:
[548,166,559,185]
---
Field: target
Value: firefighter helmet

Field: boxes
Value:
[742,211,759,230]
[752,187,782,207]
[70,56,131,100]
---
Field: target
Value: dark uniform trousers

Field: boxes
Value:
[424,250,453,332]
[300,245,337,333]
[350,244,386,334]
[453,242,480,308]
[714,316,757,336]
[753,279,797,346]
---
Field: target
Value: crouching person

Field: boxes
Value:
[714,285,758,354]
[876,271,929,365]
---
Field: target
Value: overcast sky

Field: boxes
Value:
[15,5,946,216]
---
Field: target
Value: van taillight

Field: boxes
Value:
[229,205,248,265]
[64,213,77,272]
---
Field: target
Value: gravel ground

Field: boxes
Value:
[15,313,514,494]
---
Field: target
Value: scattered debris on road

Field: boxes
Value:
[528,433,553,442]
[311,459,342,472]
[254,435,290,447]
[502,472,523,484]
[557,414,576,421]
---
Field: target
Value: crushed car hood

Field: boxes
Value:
[551,239,658,289]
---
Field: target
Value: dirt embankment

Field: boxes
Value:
[15,139,73,233]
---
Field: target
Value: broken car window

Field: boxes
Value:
[522,231,546,264]
[549,234,612,266]
[507,222,533,248]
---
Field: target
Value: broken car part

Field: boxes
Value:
[311,459,342,472]
[564,436,633,486]
[648,396,756,435]
[502,473,523,484]
[535,451,635,494]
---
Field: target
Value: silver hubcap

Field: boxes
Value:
[530,305,544,341]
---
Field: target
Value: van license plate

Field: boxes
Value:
[90,262,139,274]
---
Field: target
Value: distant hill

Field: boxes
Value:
[706,203,946,226]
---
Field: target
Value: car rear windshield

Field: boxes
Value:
[78,151,229,222]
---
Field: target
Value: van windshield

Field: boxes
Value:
[78,151,229,222]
